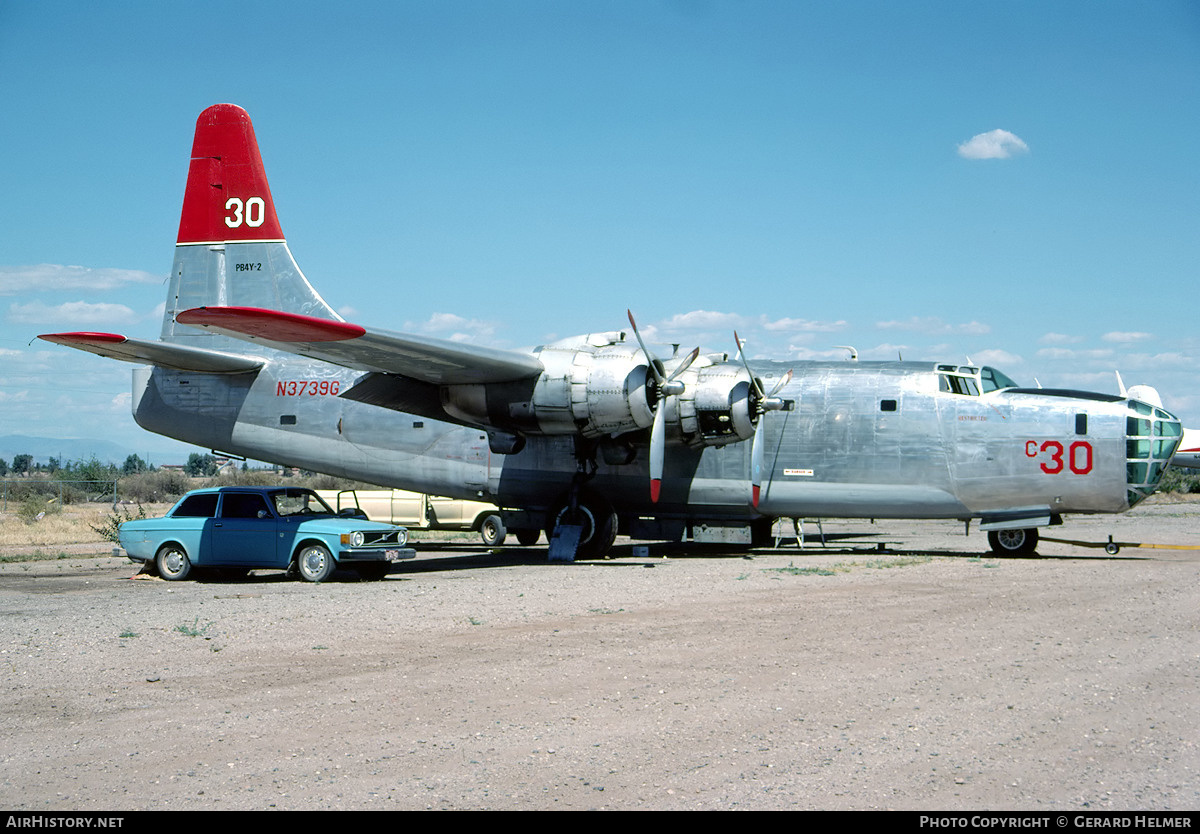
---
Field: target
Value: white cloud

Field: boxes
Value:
[0,264,162,295]
[1039,332,1083,345]
[957,129,1030,160]
[1036,347,1116,361]
[404,312,497,343]
[970,349,1024,368]
[8,300,138,327]
[658,310,745,330]
[761,316,847,333]
[1102,331,1153,344]
[875,316,990,335]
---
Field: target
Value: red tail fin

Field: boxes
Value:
[176,104,284,244]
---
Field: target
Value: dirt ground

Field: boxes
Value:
[1,498,1198,810]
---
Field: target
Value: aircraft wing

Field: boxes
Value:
[174,306,544,384]
[38,332,263,374]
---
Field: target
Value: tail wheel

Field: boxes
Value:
[515,528,541,546]
[988,528,1039,556]
[547,493,617,559]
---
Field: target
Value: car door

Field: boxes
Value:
[210,492,280,566]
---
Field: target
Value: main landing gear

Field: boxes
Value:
[545,440,618,559]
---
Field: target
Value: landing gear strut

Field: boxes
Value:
[546,440,617,559]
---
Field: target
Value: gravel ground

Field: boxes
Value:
[1,498,1198,810]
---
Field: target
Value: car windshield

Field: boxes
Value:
[270,489,335,517]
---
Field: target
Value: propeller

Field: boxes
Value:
[735,332,792,508]
[627,310,699,502]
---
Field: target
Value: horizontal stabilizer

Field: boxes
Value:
[176,306,544,385]
[38,332,263,374]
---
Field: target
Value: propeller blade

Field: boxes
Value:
[733,331,765,399]
[627,309,665,385]
[649,402,665,503]
[660,346,700,396]
[750,426,764,508]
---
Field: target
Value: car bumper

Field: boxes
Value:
[337,547,417,563]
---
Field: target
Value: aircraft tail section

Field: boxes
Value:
[162,103,339,351]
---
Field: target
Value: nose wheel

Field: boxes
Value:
[987,528,1039,556]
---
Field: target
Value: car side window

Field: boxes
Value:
[219,493,273,520]
[172,493,219,518]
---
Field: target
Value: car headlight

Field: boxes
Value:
[395,528,407,547]
[349,531,364,548]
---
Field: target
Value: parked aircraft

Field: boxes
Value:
[40,104,1185,557]
[1172,429,1200,470]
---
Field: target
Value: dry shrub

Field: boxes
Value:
[120,470,190,503]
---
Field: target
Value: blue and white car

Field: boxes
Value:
[119,486,416,582]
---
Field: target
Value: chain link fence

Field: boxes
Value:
[1,479,120,512]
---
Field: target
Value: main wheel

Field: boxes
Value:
[155,543,192,581]
[547,493,617,559]
[296,543,336,582]
[987,528,1039,556]
[479,514,507,546]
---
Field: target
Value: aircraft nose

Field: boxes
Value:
[1124,400,1183,506]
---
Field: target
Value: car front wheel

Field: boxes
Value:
[155,544,192,581]
[296,544,335,582]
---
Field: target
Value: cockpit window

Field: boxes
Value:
[937,365,1018,396]
[980,366,1018,393]
[939,373,979,396]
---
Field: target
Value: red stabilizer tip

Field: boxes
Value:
[39,332,126,345]
[176,306,365,342]
[650,479,661,503]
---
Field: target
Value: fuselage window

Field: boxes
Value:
[880,399,898,412]
[1076,413,1088,435]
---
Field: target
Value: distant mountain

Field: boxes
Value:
[0,435,190,468]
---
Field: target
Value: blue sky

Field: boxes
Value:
[1,0,1198,464]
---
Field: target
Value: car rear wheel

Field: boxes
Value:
[479,514,506,547]
[296,544,335,582]
[155,544,192,581]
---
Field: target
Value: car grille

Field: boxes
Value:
[360,529,406,547]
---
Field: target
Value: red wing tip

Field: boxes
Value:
[176,306,365,342]
[752,485,761,507]
[650,479,661,503]
[39,332,127,345]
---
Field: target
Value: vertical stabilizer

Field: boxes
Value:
[162,104,339,350]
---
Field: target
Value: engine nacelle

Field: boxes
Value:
[441,331,656,438]
[672,362,756,448]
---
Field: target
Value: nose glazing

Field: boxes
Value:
[1125,400,1182,506]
